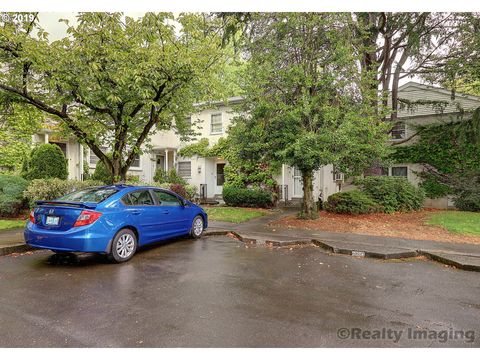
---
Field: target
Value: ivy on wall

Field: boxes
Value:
[178,137,278,191]
[391,109,480,198]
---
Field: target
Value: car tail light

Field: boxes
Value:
[29,210,36,224]
[74,210,102,227]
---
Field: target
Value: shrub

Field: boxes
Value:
[24,179,103,207]
[0,174,29,217]
[454,190,480,212]
[153,168,187,186]
[154,182,197,202]
[91,160,112,184]
[222,186,273,208]
[324,190,381,215]
[23,144,68,180]
[355,176,424,213]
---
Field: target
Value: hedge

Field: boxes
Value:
[222,186,273,208]
[325,190,382,215]
[23,144,68,180]
[355,176,424,213]
[24,179,104,207]
[0,174,29,217]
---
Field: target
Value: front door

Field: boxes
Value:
[156,155,165,172]
[215,163,226,195]
[293,167,303,197]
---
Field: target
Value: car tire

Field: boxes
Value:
[190,215,204,239]
[108,228,138,263]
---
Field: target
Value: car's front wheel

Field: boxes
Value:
[108,228,137,263]
[190,215,204,239]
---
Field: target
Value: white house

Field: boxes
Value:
[32,82,480,208]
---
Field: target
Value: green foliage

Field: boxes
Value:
[23,144,68,180]
[454,189,480,212]
[222,185,273,208]
[325,190,382,215]
[155,182,197,201]
[0,104,42,173]
[91,160,112,184]
[355,176,425,213]
[178,136,278,191]
[391,115,480,209]
[0,174,29,217]
[153,168,187,186]
[178,138,212,158]
[0,12,230,180]
[23,179,103,207]
[230,13,389,218]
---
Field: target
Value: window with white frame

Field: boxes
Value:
[210,113,222,134]
[130,155,141,169]
[391,166,408,177]
[390,122,406,140]
[178,161,192,178]
[89,146,108,165]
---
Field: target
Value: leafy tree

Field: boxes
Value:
[0,12,229,181]
[0,102,42,172]
[233,13,389,219]
[23,143,68,180]
[350,13,471,122]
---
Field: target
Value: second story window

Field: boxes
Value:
[211,113,223,134]
[390,122,406,140]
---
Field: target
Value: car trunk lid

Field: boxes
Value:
[34,201,98,231]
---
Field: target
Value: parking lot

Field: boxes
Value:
[0,235,478,347]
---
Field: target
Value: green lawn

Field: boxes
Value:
[204,206,271,223]
[426,211,480,236]
[0,219,26,230]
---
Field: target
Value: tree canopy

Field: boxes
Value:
[229,13,389,219]
[0,12,230,181]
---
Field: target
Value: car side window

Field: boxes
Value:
[152,190,181,207]
[123,190,155,206]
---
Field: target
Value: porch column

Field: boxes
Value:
[165,149,168,171]
[79,144,84,181]
[44,133,49,144]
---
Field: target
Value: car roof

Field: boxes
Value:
[104,184,178,195]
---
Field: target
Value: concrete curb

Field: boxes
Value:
[419,251,480,272]
[205,231,480,273]
[0,244,33,256]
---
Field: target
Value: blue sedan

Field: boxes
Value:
[24,185,208,263]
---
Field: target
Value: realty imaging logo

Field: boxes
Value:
[337,327,475,344]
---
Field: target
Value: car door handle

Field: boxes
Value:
[161,210,170,214]
[131,210,141,215]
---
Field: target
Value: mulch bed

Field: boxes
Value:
[270,209,480,245]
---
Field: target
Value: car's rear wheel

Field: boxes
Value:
[108,228,137,263]
[190,215,204,239]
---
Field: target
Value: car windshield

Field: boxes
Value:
[57,187,118,203]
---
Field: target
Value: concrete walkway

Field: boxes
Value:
[207,208,480,272]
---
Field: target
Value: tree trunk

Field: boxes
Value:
[300,169,318,219]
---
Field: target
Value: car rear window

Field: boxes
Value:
[57,188,118,203]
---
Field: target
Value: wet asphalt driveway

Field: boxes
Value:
[0,235,479,347]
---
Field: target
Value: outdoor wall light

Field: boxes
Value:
[198,165,202,174]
